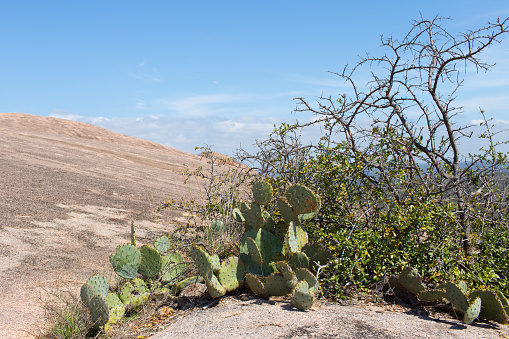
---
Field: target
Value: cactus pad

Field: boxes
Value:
[232,208,245,222]
[173,276,204,294]
[217,256,245,292]
[417,289,446,303]
[138,245,162,280]
[457,281,469,295]
[105,292,125,324]
[274,261,298,286]
[161,251,187,283]
[240,228,282,276]
[397,267,425,296]
[109,244,141,280]
[210,219,225,233]
[277,197,297,226]
[285,222,299,254]
[292,280,315,310]
[80,284,96,310]
[245,273,268,298]
[154,236,172,255]
[252,181,273,205]
[242,203,265,230]
[445,282,469,313]
[246,237,263,265]
[295,268,318,294]
[469,290,508,324]
[289,252,310,270]
[210,254,221,273]
[88,294,109,328]
[119,278,150,307]
[265,273,293,296]
[303,242,332,267]
[85,274,109,300]
[190,245,215,280]
[286,184,320,215]
[205,274,227,298]
[463,297,481,325]
[496,291,509,315]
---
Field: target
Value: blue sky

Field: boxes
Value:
[1,1,508,156]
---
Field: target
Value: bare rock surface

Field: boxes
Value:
[149,297,509,339]
[1,113,508,339]
[0,113,210,338]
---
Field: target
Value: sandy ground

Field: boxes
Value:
[1,113,508,339]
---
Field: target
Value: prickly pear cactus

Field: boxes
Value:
[412,272,509,325]
[286,184,321,217]
[252,181,273,205]
[210,219,226,233]
[190,180,328,311]
[417,289,446,303]
[105,292,125,324]
[84,273,109,300]
[88,294,109,328]
[173,276,204,294]
[265,273,294,296]
[239,227,283,276]
[397,267,425,296]
[469,290,508,324]
[463,297,481,325]
[217,257,245,292]
[109,244,141,280]
[161,251,187,283]
[138,245,162,280]
[303,243,332,268]
[80,274,125,332]
[245,273,269,298]
[189,244,244,298]
[496,291,509,315]
[292,280,315,311]
[154,235,172,255]
[444,282,469,313]
[119,278,150,307]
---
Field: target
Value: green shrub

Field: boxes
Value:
[238,17,509,296]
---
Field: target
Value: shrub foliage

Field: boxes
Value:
[237,17,509,295]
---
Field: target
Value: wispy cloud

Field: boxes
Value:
[456,93,509,115]
[156,93,251,117]
[49,112,85,121]
[128,60,162,82]
[471,119,509,125]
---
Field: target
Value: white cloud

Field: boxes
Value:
[128,70,162,82]
[457,94,509,117]
[214,120,246,133]
[158,93,248,117]
[134,99,146,110]
[49,112,85,120]
[472,119,509,125]
[50,113,281,156]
